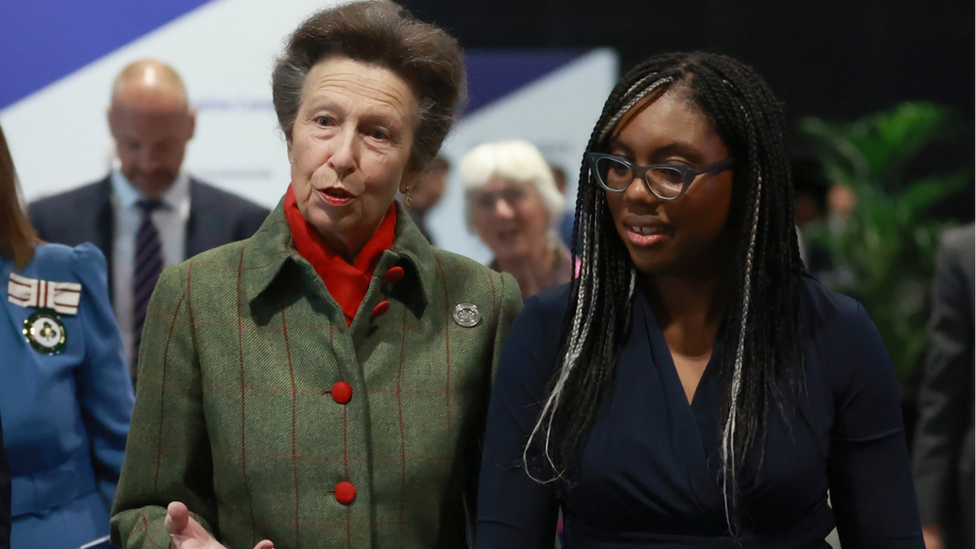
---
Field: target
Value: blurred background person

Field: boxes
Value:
[0,123,133,548]
[28,59,269,382]
[110,3,522,548]
[550,163,578,250]
[403,154,449,244]
[460,139,573,300]
[913,222,975,549]
[791,157,832,276]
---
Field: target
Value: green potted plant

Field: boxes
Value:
[798,102,971,386]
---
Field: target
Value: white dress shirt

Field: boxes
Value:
[110,171,191,364]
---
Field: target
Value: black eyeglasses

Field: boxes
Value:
[585,152,734,201]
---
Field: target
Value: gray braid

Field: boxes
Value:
[598,77,674,143]
[721,171,762,535]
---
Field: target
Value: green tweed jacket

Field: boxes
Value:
[110,199,522,549]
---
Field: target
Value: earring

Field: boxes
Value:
[403,185,414,206]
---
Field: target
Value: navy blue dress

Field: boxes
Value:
[476,277,922,548]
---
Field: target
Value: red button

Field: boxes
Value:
[335,481,356,504]
[383,266,405,284]
[331,381,352,404]
[372,300,391,318]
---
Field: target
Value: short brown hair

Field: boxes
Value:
[272,0,466,172]
[0,124,38,270]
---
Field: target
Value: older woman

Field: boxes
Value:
[109,2,522,548]
[460,140,573,300]
[0,123,133,549]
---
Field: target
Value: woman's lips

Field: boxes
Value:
[626,227,668,246]
[623,218,671,247]
[316,187,356,207]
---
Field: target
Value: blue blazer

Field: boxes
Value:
[0,243,133,549]
[0,413,9,549]
[28,175,270,299]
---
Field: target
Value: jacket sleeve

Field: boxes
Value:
[0,411,10,549]
[110,263,218,548]
[476,291,562,549]
[72,243,134,510]
[912,230,973,526]
[463,271,523,541]
[827,302,923,548]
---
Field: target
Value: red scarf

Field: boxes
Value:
[284,185,397,325]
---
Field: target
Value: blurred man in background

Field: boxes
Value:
[29,59,268,380]
[403,154,449,244]
[913,222,975,549]
[791,158,832,275]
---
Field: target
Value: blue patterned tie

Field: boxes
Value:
[132,199,164,382]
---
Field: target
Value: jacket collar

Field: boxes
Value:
[243,196,435,313]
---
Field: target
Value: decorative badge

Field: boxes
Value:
[452,303,481,328]
[23,309,67,355]
[8,272,81,315]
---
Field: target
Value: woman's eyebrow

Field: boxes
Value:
[304,97,343,115]
[607,138,633,155]
[652,142,705,162]
[608,139,705,162]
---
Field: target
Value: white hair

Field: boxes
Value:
[457,139,565,232]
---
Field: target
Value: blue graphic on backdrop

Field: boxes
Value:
[463,50,585,116]
[1,0,584,119]
[0,0,216,109]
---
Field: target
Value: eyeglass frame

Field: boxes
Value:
[584,152,734,201]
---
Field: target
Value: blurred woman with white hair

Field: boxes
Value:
[460,139,574,300]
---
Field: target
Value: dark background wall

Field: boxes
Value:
[402,0,975,219]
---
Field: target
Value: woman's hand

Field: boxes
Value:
[165,501,275,549]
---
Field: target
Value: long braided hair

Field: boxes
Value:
[523,52,805,533]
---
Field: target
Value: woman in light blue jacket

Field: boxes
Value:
[0,123,133,549]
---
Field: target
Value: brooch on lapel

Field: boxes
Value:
[453,303,481,328]
[8,272,80,355]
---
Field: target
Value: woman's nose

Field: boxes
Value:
[493,197,516,219]
[328,128,357,177]
[623,174,660,206]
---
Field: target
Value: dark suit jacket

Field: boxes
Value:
[913,223,975,548]
[28,175,270,295]
[0,411,10,549]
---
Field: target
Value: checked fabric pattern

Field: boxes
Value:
[111,199,523,549]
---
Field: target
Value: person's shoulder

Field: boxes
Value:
[526,283,573,313]
[183,237,252,273]
[25,242,107,282]
[798,274,894,392]
[29,179,108,214]
[517,283,573,332]
[190,179,270,217]
[798,274,865,331]
[431,248,521,302]
[148,240,252,306]
[430,247,489,273]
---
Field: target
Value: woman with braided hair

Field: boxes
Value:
[475,52,923,548]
